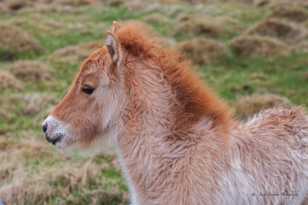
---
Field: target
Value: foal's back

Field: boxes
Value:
[226,107,308,205]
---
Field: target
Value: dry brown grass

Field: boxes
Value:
[144,13,171,25]
[0,71,23,90]
[222,0,270,6]
[54,0,95,6]
[174,15,225,38]
[246,18,307,44]
[177,38,228,65]
[234,94,292,119]
[22,93,55,116]
[5,0,30,11]
[0,95,20,122]
[0,24,43,60]
[0,137,54,161]
[270,0,308,8]
[49,42,101,64]
[232,0,308,7]
[0,93,55,123]
[0,98,15,125]
[0,0,95,12]
[159,0,208,4]
[304,72,308,81]
[10,16,69,38]
[0,135,127,205]
[230,35,290,57]
[0,2,8,12]
[270,4,308,23]
[105,0,125,7]
[9,60,53,82]
[0,136,55,187]
[296,41,308,52]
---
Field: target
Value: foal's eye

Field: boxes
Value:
[81,84,95,95]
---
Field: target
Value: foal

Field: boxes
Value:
[42,22,308,205]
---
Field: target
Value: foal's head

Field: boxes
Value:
[42,23,128,150]
[42,22,231,151]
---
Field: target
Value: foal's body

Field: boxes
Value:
[226,109,308,205]
[115,59,308,205]
[43,22,308,205]
[120,112,308,205]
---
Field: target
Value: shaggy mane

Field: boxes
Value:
[115,22,232,133]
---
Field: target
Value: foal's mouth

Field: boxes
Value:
[45,133,64,145]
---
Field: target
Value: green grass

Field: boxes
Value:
[202,52,308,106]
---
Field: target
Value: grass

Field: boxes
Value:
[0,0,307,204]
[203,52,308,106]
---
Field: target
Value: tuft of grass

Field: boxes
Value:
[9,60,53,82]
[234,94,292,119]
[0,154,127,205]
[0,132,127,205]
[21,93,56,116]
[246,18,307,44]
[0,23,43,61]
[177,38,228,66]
[270,4,308,23]
[174,15,226,39]
[49,42,102,65]
[0,71,23,91]
[230,35,290,57]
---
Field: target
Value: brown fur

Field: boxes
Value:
[114,22,231,133]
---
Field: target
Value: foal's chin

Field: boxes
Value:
[52,135,77,154]
[58,134,115,158]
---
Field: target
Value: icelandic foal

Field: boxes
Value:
[42,22,308,205]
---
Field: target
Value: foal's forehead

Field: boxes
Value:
[79,47,109,74]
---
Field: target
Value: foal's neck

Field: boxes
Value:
[115,60,229,202]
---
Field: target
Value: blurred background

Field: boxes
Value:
[0,0,307,204]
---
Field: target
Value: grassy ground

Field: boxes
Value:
[0,0,307,204]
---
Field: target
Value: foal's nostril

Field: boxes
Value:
[42,122,48,133]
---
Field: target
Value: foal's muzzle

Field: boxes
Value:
[42,116,65,145]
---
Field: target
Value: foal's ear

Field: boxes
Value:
[105,32,121,64]
[105,33,119,64]
[105,23,122,65]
